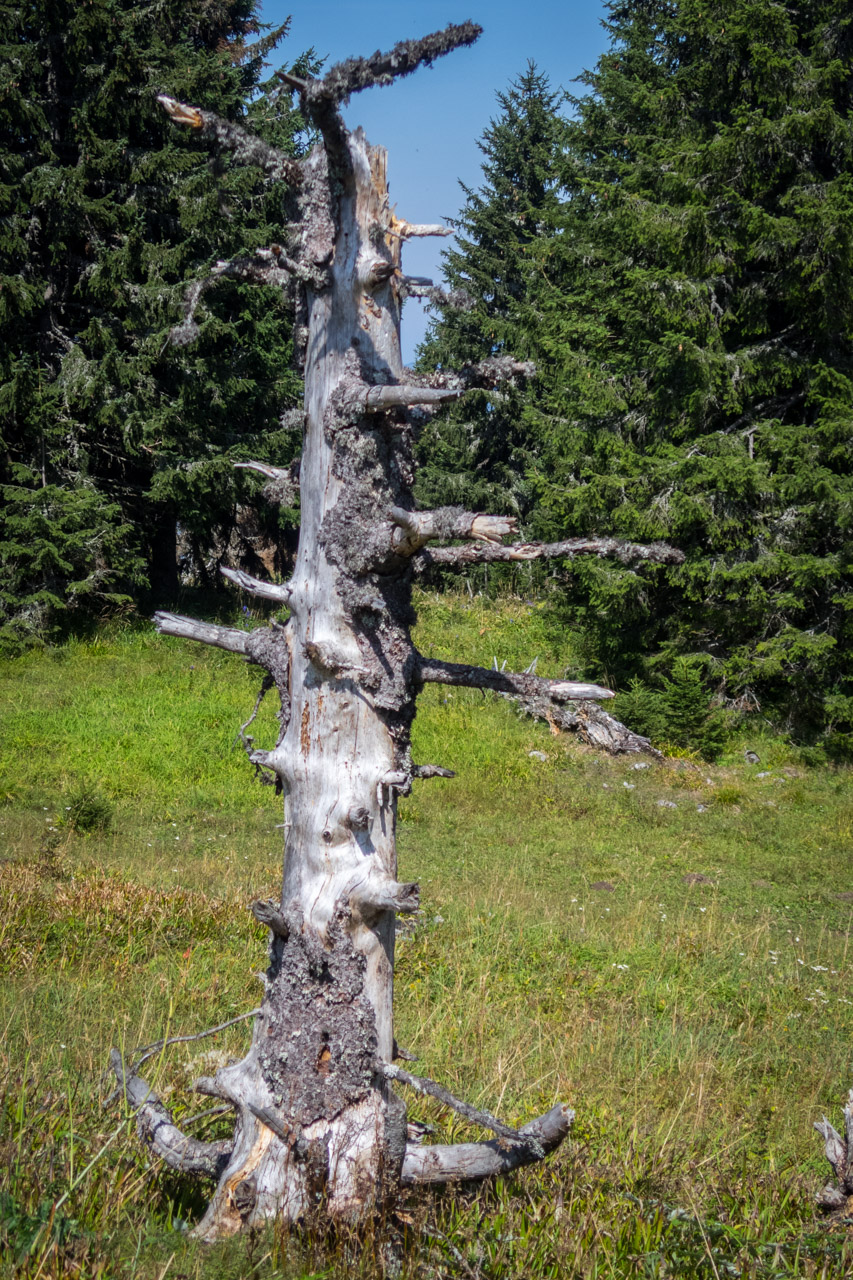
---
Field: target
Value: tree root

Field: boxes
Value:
[402,1102,574,1184]
[110,1045,572,1194]
[109,1050,233,1177]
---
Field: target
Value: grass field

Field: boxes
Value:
[1,592,852,1278]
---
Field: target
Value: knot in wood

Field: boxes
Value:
[232,1175,257,1219]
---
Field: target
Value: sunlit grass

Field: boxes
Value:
[1,593,852,1277]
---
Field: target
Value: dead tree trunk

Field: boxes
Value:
[112,25,683,1239]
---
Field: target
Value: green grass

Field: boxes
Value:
[1,593,852,1277]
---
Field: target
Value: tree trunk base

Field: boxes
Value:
[110,1044,573,1235]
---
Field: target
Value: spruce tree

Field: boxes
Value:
[0,0,304,647]
[416,65,568,519]
[524,0,853,746]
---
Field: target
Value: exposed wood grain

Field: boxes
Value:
[110,1050,233,1177]
[418,655,614,702]
[421,535,685,568]
[402,1104,574,1184]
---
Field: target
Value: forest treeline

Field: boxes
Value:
[2,0,851,757]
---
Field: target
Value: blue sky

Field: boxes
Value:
[259,1,610,360]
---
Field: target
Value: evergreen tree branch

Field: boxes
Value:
[170,251,322,347]
[419,536,685,568]
[420,355,536,391]
[417,655,614,702]
[156,95,302,184]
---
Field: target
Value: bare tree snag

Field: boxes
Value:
[118,21,683,1239]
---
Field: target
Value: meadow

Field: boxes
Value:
[0,592,851,1278]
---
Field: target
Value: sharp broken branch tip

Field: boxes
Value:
[220,566,293,603]
[157,95,203,128]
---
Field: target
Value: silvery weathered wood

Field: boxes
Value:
[814,1091,853,1211]
[419,535,686,567]
[110,1050,232,1178]
[401,1104,574,1184]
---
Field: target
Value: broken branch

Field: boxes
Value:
[157,95,302,185]
[234,460,293,480]
[220,566,293,603]
[397,280,475,312]
[814,1091,853,1210]
[389,506,516,556]
[420,535,686,568]
[401,1103,574,1185]
[154,612,248,655]
[418,656,614,702]
[110,1050,234,1177]
[352,878,420,916]
[310,23,482,105]
[413,764,456,780]
[514,695,660,757]
[249,899,290,940]
[129,1008,262,1074]
[389,216,454,240]
[382,1063,542,1156]
[355,385,464,412]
